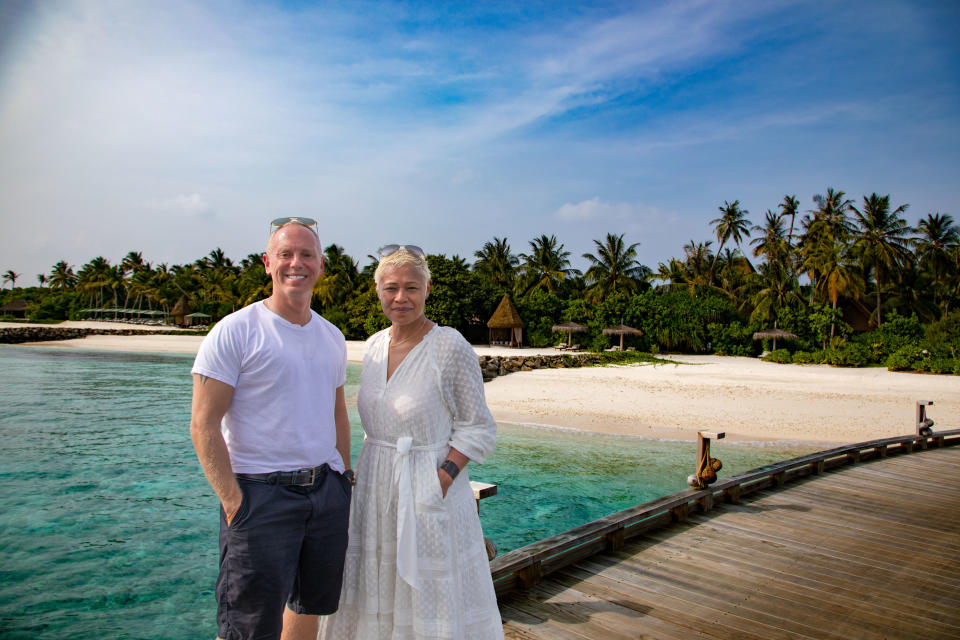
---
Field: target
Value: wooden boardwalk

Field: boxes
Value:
[497,439,960,639]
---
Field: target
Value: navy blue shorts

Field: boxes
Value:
[216,465,351,640]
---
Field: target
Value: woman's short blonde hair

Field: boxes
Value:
[374,249,431,287]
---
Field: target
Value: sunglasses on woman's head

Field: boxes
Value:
[269,217,318,235]
[377,244,425,259]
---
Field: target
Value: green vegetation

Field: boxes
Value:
[2,189,958,375]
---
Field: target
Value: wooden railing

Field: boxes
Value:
[489,428,960,597]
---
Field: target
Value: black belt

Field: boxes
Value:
[236,463,330,486]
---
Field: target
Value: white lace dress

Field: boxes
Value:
[319,326,504,640]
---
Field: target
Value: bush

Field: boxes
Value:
[29,297,69,321]
[763,349,792,364]
[886,346,921,371]
[854,313,925,363]
[826,342,871,367]
[926,358,958,375]
[709,321,755,356]
[925,311,960,358]
[792,350,828,364]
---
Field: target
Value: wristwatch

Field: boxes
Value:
[342,469,356,485]
[439,459,461,480]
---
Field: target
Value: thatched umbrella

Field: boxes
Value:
[551,321,588,346]
[752,327,798,350]
[486,294,524,347]
[602,323,643,350]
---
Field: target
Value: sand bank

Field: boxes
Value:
[482,354,957,444]
[8,326,955,444]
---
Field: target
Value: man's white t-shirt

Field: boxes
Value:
[191,301,347,474]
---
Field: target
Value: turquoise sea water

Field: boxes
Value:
[0,345,820,639]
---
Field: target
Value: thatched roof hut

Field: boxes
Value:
[1,299,28,318]
[486,294,523,347]
[170,296,191,326]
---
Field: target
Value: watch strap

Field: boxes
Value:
[439,459,461,480]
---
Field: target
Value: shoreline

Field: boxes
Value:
[6,324,956,444]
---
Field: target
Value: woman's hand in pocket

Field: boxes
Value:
[437,468,454,498]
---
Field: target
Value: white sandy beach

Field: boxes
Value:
[7,321,956,444]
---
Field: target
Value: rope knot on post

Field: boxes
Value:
[688,431,725,489]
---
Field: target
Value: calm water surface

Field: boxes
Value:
[0,345,820,639]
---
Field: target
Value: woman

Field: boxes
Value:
[320,245,503,639]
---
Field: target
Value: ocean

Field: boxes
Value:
[0,345,820,639]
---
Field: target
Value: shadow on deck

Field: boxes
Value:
[497,431,960,639]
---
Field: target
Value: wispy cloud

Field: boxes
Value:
[0,0,957,280]
[146,194,214,219]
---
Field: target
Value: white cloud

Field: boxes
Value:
[146,193,214,219]
[555,197,653,222]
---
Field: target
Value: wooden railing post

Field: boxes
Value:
[917,400,935,437]
[688,430,725,489]
[471,481,498,561]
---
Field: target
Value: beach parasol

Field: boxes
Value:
[602,323,643,350]
[551,321,588,346]
[752,327,798,350]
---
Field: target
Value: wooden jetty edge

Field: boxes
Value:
[493,429,960,639]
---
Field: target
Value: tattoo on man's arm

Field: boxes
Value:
[199,375,208,385]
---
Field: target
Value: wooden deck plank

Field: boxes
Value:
[499,445,960,639]
[548,563,817,640]
[638,528,958,630]
[621,531,957,638]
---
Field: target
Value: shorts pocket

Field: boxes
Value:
[227,483,251,529]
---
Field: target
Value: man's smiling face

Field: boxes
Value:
[262,223,323,302]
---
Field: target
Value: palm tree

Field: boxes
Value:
[850,193,911,327]
[885,260,939,322]
[914,213,960,314]
[2,270,21,289]
[581,233,648,302]
[77,257,113,308]
[714,248,754,302]
[48,261,78,291]
[799,188,854,304]
[120,251,147,310]
[802,238,863,339]
[751,210,790,268]
[37,273,48,288]
[321,244,360,306]
[654,257,690,289]
[198,247,235,273]
[779,195,800,247]
[749,261,802,328]
[710,200,752,281]
[515,234,580,298]
[473,237,518,290]
[683,239,715,292]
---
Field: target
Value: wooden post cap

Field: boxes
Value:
[699,431,725,439]
[471,481,498,501]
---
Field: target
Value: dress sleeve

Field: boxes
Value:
[437,329,497,464]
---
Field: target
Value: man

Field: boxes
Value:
[190,218,353,640]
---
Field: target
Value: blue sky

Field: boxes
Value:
[1,0,958,283]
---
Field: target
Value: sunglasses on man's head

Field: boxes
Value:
[270,217,318,235]
[377,244,425,260]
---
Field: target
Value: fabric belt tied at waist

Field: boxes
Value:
[365,436,447,590]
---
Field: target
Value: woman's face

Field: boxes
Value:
[376,264,431,326]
